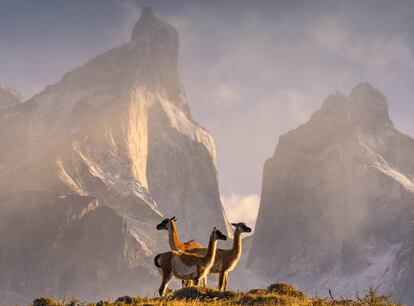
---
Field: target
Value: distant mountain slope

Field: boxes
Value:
[0,7,226,304]
[0,84,21,111]
[249,83,414,304]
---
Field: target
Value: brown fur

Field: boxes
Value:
[182,239,203,250]
[156,217,204,251]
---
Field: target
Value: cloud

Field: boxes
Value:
[213,83,241,109]
[1,1,414,198]
[221,193,260,229]
[168,2,414,198]
[310,17,414,68]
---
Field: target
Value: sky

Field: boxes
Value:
[1,0,414,225]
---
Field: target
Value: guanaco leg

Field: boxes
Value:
[158,268,173,296]
[218,272,225,291]
[223,272,228,291]
[218,272,229,291]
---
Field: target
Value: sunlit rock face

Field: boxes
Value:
[0,7,226,303]
[249,83,414,304]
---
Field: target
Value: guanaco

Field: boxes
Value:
[185,222,252,291]
[156,216,205,286]
[154,227,227,296]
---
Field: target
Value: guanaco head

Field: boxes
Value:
[213,227,227,241]
[231,222,252,233]
[156,216,177,230]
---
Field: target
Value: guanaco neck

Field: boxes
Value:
[204,232,218,266]
[168,221,183,251]
[231,228,243,257]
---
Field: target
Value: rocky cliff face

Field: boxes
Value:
[249,83,414,304]
[0,7,226,304]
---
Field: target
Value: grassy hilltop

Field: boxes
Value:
[31,283,401,306]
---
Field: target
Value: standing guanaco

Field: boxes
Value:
[154,227,227,296]
[185,222,252,291]
[156,216,205,286]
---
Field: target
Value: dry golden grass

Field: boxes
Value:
[31,284,402,306]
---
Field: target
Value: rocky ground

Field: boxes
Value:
[30,283,400,306]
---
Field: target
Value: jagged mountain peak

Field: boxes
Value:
[25,7,188,129]
[131,6,178,47]
[131,6,156,40]
[349,82,382,98]
[310,83,392,131]
[281,84,393,153]
[348,82,391,127]
[320,91,348,115]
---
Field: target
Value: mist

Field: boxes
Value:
[2,1,414,226]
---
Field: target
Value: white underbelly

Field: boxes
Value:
[172,256,198,279]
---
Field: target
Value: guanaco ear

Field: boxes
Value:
[170,216,177,221]
[231,223,238,227]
